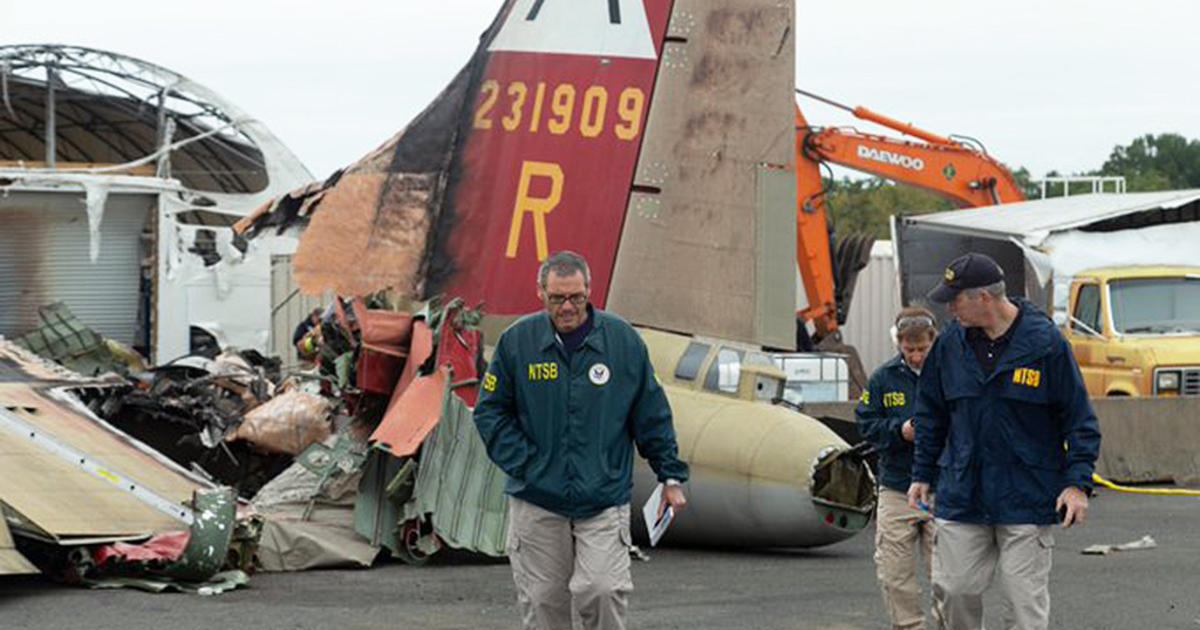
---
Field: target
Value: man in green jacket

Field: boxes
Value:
[474,250,689,630]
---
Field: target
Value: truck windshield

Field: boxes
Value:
[1109,277,1200,334]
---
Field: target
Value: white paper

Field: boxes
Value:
[640,483,674,547]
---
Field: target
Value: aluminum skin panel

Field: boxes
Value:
[0,383,203,539]
[607,0,796,346]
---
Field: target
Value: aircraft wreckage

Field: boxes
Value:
[235,0,876,552]
[1,1,876,587]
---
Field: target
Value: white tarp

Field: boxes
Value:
[1041,221,1200,321]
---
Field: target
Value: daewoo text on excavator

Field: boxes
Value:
[791,88,1026,370]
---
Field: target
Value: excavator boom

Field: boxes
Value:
[801,126,1025,207]
[794,92,1027,345]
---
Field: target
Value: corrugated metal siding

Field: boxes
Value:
[270,255,330,366]
[0,192,152,346]
[840,241,902,376]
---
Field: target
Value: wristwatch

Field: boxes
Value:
[665,479,682,486]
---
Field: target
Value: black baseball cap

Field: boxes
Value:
[927,252,1005,303]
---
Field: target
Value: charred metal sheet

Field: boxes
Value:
[234,61,478,297]
[292,172,437,297]
[99,350,290,499]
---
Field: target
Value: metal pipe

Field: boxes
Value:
[44,64,56,166]
[796,88,957,146]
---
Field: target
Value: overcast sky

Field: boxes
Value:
[5,0,1198,183]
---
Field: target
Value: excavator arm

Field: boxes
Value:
[800,126,1025,208]
[793,91,1026,346]
[794,104,839,342]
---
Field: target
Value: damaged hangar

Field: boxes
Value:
[0,45,311,363]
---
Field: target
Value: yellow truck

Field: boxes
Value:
[1063,266,1200,397]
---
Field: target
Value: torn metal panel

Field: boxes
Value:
[234,63,476,298]
[404,385,509,557]
[98,349,288,499]
[88,487,236,584]
[0,386,201,537]
[370,365,449,458]
[0,338,212,542]
[291,172,437,298]
[252,448,378,572]
[13,302,128,377]
[352,450,408,554]
[160,488,236,582]
[1,506,38,575]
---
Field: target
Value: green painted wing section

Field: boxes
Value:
[406,387,509,557]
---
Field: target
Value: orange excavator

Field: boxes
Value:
[793,89,1026,352]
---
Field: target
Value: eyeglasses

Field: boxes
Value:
[545,293,588,306]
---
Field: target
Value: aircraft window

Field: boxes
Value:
[674,341,711,381]
[704,347,745,394]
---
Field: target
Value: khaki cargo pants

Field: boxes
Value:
[932,519,1054,630]
[506,497,633,630]
[874,488,946,630]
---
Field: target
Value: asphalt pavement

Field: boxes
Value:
[3,487,1198,629]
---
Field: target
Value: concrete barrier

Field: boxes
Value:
[798,398,1200,486]
[1091,397,1200,486]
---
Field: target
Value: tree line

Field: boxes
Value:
[824,133,1200,240]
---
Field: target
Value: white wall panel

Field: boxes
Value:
[0,191,152,346]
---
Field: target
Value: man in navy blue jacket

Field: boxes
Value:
[907,253,1101,630]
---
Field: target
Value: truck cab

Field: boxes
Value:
[1064,266,1200,397]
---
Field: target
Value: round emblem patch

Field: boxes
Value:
[589,363,611,386]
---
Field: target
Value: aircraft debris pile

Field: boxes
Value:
[95,349,292,499]
[246,297,507,570]
[0,337,252,592]
[7,287,508,580]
